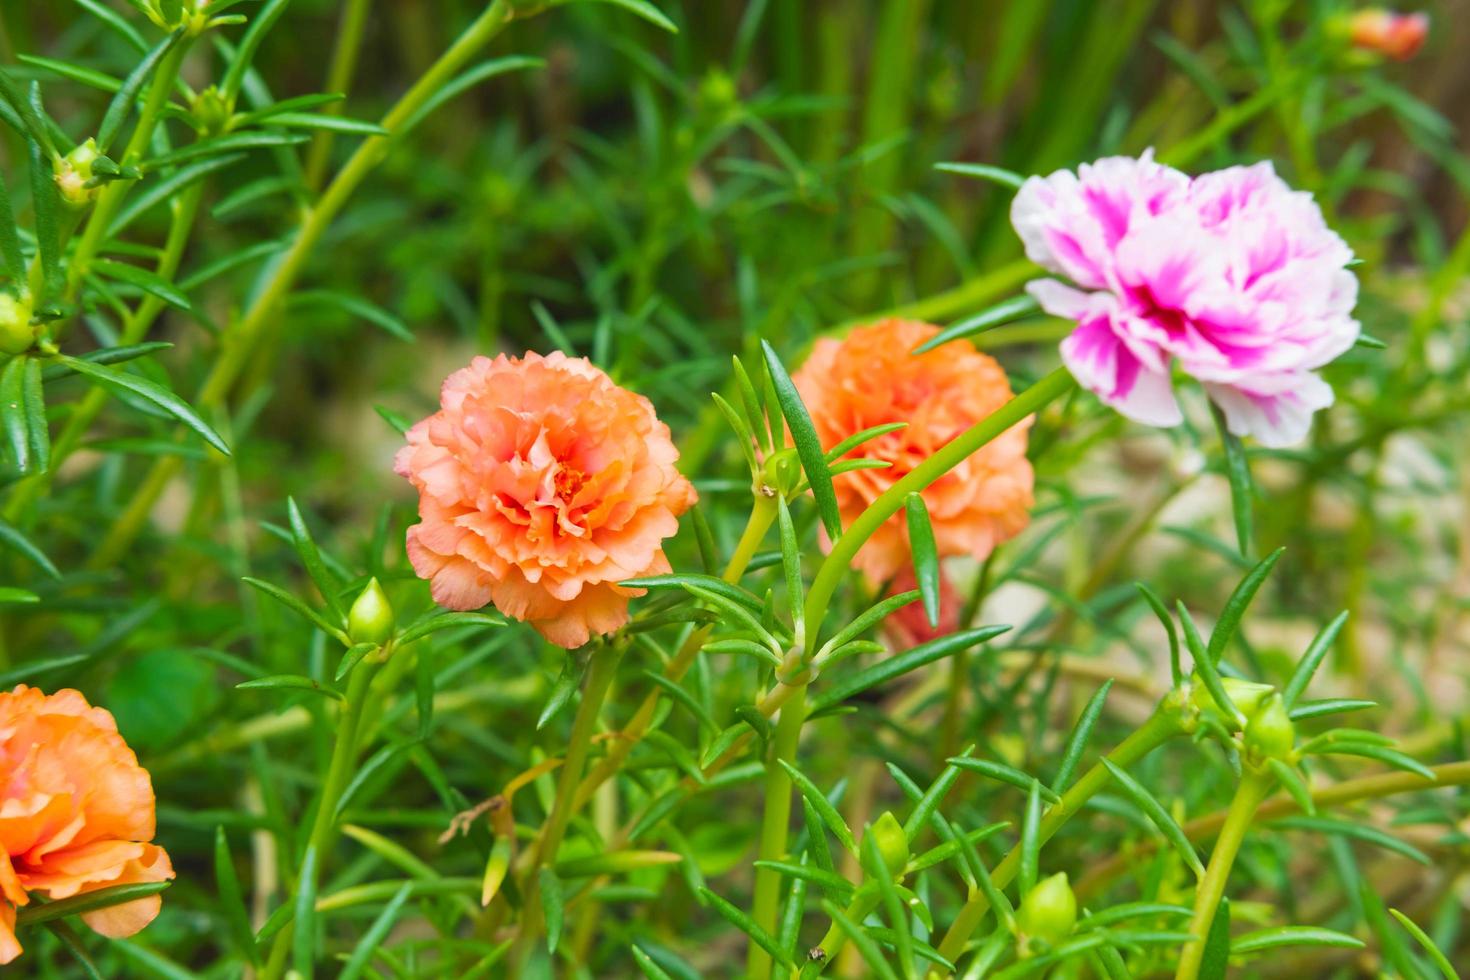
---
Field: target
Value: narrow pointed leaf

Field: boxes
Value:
[235,674,344,701]
[1266,759,1315,816]
[1388,909,1459,979]
[1178,601,1240,726]
[947,757,1061,803]
[811,625,1008,713]
[1212,404,1255,557]
[1207,547,1283,663]
[698,887,791,967]
[824,422,906,463]
[934,161,1025,188]
[97,34,177,153]
[1282,611,1349,708]
[214,828,259,965]
[1053,679,1113,792]
[1101,759,1205,878]
[338,882,413,980]
[904,493,940,628]
[1019,778,1042,897]
[762,340,841,540]
[913,293,1040,352]
[60,356,230,455]
[1231,926,1365,955]
[778,760,856,855]
[1136,583,1180,685]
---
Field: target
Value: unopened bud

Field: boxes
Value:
[54,139,101,206]
[762,447,804,498]
[0,293,35,355]
[868,811,909,878]
[347,577,394,646]
[1017,872,1077,948]
[1191,674,1274,726]
[1341,9,1429,61]
[192,86,232,135]
[1244,693,1295,762]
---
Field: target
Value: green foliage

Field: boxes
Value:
[0,1,1467,977]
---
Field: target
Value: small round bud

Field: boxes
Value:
[868,811,909,878]
[698,69,738,119]
[192,86,232,136]
[762,448,804,498]
[1244,692,1295,762]
[54,139,101,206]
[0,293,35,355]
[347,577,395,646]
[1017,872,1077,948]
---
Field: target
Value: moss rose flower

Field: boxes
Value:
[1,685,174,964]
[793,319,1034,582]
[1012,152,1359,446]
[395,351,696,648]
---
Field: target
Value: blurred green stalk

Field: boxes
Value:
[90,0,520,569]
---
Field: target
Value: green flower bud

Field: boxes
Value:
[1190,674,1275,725]
[1017,872,1077,948]
[762,447,804,498]
[148,0,210,30]
[192,85,233,136]
[0,293,35,355]
[1244,692,1295,763]
[347,577,395,646]
[54,139,101,206]
[869,811,909,878]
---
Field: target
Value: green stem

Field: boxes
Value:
[803,367,1076,651]
[931,704,1181,973]
[304,0,371,190]
[6,182,204,522]
[512,640,625,963]
[1077,760,1470,898]
[803,891,880,978]
[1175,769,1273,980]
[572,495,776,810]
[57,35,193,324]
[748,679,809,980]
[261,655,380,980]
[88,0,516,569]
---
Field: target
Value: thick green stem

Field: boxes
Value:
[572,495,776,810]
[89,0,516,569]
[748,679,809,980]
[931,705,1181,973]
[804,367,1075,648]
[1175,769,1272,980]
[261,656,380,980]
[513,640,625,962]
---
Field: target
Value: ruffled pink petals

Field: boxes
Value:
[1014,154,1358,445]
[1204,373,1335,449]
[1058,306,1183,428]
[1012,152,1189,289]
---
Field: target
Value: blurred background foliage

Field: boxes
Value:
[1,0,1468,976]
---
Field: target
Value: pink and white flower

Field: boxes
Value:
[1011,152,1359,447]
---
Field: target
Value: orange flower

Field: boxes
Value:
[1348,9,1429,60]
[793,319,1034,582]
[395,351,697,648]
[0,685,174,964]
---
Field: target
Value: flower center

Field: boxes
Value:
[554,466,586,504]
